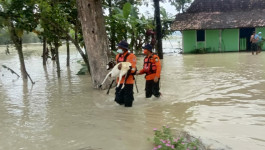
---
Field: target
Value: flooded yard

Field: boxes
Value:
[0,44,265,150]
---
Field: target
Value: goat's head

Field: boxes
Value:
[106,60,116,70]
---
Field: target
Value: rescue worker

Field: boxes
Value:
[115,40,137,107]
[136,44,161,98]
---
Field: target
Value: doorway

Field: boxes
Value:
[240,28,255,51]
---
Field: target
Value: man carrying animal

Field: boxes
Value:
[250,31,259,55]
[136,44,161,98]
[115,40,137,107]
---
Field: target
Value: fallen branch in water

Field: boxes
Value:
[26,71,35,85]
[2,65,35,84]
[2,65,20,78]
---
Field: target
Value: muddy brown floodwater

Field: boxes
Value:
[0,44,265,150]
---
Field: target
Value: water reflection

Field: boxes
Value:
[0,45,265,150]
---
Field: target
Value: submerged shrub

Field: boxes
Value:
[194,48,208,54]
[150,126,206,150]
[76,60,88,75]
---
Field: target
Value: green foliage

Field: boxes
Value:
[160,7,175,39]
[112,50,118,56]
[123,2,131,19]
[76,60,88,75]
[150,126,201,150]
[0,0,39,35]
[0,15,5,28]
[169,0,192,13]
[104,1,175,53]
[195,48,207,54]
[105,2,154,53]
[38,0,67,43]
[193,47,212,54]
[36,0,83,47]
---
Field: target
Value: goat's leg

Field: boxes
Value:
[121,70,129,89]
[121,73,128,89]
[117,72,123,87]
[99,71,112,88]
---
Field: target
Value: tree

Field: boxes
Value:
[76,0,111,89]
[169,0,192,13]
[141,0,183,59]
[154,0,163,59]
[36,0,90,73]
[0,0,38,81]
[108,2,153,54]
[37,0,67,77]
[103,0,142,52]
[160,7,175,38]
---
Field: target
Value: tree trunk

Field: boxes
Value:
[50,43,56,60]
[136,37,143,54]
[76,0,111,89]
[9,22,28,80]
[17,41,27,80]
[108,0,116,51]
[54,43,61,78]
[42,36,47,66]
[40,17,90,70]
[154,0,163,59]
[66,34,89,69]
[66,37,70,67]
[130,32,135,52]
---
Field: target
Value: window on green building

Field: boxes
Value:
[197,30,205,41]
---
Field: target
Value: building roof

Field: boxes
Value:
[171,0,265,31]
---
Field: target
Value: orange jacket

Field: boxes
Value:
[139,54,161,80]
[115,51,137,84]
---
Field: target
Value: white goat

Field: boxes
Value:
[100,62,132,89]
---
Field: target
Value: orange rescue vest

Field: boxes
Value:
[143,54,157,75]
[115,52,137,84]
[117,53,131,63]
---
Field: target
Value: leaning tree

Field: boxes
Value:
[76,0,111,89]
[0,0,38,82]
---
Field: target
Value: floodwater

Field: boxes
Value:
[0,43,265,150]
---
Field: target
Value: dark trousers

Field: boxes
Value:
[115,84,134,107]
[251,43,258,51]
[145,79,160,98]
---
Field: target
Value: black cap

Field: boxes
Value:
[142,44,152,52]
[117,40,129,50]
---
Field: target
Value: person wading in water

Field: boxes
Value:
[137,44,161,98]
[114,40,137,107]
[250,31,259,55]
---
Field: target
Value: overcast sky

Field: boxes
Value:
[138,1,178,18]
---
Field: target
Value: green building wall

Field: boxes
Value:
[206,30,219,52]
[197,42,205,49]
[183,30,196,53]
[221,29,239,52]
[183,29,240,53]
